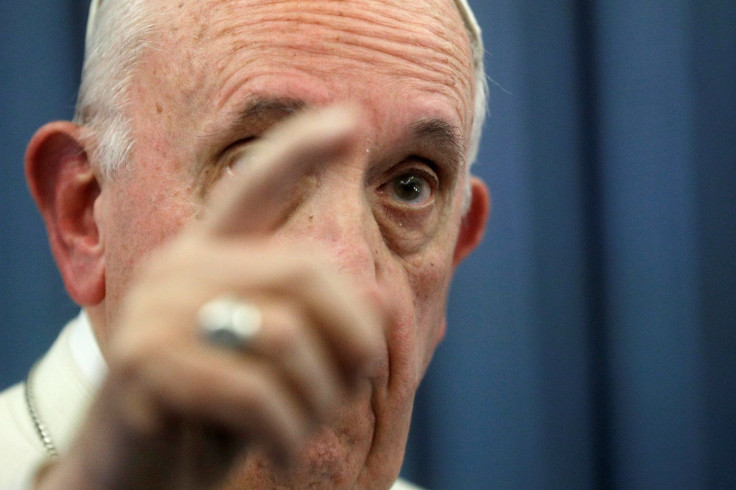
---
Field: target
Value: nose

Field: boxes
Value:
[272,171,381,285]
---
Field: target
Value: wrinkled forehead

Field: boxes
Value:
[87,1,477,96]
[138,1,473,112]
[89,0,479,149]
[85,0,481,53]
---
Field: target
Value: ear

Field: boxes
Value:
[25,121,106,306]
[452,176,490,266]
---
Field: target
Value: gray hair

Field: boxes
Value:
[76,0,488,179]
[454,0,488,169]
[74,0,151,179]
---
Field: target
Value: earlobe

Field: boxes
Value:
[452,176,490,266]
[25,121,106,306]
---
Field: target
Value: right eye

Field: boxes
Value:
[388,172,434,206]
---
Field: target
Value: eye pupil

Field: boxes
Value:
[394,175,423,201]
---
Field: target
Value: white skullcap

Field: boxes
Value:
[453,0,483,44]
[85,0,101,53]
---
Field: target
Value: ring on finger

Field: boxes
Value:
[197,295,262,351]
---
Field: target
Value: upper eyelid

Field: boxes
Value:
[394,169,439,191]
[227,136,257,150]
[219,136,258,161]
[386,158,441,185]
[367,154,437,179]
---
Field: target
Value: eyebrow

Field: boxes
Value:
[230,97,307,128]
[217,98,466,171]
[411,118,466,171]
[201,97,307,147]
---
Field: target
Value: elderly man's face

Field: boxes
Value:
[95,0,482,486]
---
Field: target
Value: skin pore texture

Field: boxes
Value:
[32,0,489,488]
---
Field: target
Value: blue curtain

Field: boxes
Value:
[2,1,734,488]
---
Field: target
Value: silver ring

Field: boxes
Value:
[197,296,262,350]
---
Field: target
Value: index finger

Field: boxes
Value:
[201,106,360,238]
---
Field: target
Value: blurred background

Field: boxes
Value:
[1,1,734,488]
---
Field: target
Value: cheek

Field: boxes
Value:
[389,248,454,381]
[410,210,463,323]
[381,200,462,381]
[410,251,453,338]
[102,175,198,312]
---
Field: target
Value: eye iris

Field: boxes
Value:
[394,175,423,202]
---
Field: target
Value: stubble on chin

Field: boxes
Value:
[221,403,379,489]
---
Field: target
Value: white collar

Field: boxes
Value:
[67,310,107,389]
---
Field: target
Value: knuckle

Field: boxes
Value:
[263,315,302,357]
[233,370,271,414]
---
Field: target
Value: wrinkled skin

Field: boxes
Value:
[25,0,490,488]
